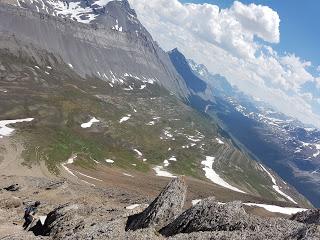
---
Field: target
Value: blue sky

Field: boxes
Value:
[130,0,320,127]
[181,0,320,72]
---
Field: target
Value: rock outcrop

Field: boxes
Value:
[160,199,250,236]
[291,209,320,224]
[126,176,187,231]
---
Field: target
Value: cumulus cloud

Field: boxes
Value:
[130,0,279,59]
[129,0,320,127]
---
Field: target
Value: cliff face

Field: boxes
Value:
[0,1,188,98]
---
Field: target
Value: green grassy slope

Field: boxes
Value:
[0,49,303,202]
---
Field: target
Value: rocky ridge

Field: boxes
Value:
[1,175,319,239]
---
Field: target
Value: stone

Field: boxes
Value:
[126,176,187,231]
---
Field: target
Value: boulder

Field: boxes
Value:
[291,209,320,224]
[42,203,80,237]
[126,176,187,231]
[4,184,20,192]
[0,196,22,209]
[160,198,250,237]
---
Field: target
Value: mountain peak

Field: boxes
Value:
[169,49,207,93]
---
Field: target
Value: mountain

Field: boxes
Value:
[0,0,188,98]
[168,49,207,93]
[184,56,320,207]
[0,0,313,229]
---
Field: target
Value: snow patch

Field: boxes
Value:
[126,204,140,210]
[153,166,176,178]
[146,121,155,126]
[61,155,77,177]
[0,118,34,137]
[192,199,202,206]
[81,117,100,128]
[201,156,246,193]
[259,164,297,204]
[119,114,131,123]
[244,203,307,215]
[216,138,224,144]
[74,170,103,182]
[123,173,134,177]
[133,149,142,156]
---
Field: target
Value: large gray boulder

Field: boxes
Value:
[160,197,319,239]
[290,209,320,224]
[160,198,250,237]
[126,176,187,231]
[42,203,80,237]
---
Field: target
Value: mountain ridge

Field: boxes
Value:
[183,55,320,207]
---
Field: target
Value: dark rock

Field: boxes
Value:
[160,198,250,237]
[286,224,320,240]
[126,176,187,231]
[42,203,80,237]
[291,209,320,224]
[4,184,20,191]
[44,181,65,190]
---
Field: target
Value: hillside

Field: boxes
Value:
[0,0,316,238]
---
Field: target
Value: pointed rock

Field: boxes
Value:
[126,176,187,231]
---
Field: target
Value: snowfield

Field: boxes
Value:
[61,155,77,177]
[259,164,297,204]
[244,203,307,215]
[81,117,100,128]
[191,199,308,215]
[0,118,34,137]
[201,156,246,193]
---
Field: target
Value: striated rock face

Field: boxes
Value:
[291,209,320,224]
[126,176,187,231]
[0,1,189,98]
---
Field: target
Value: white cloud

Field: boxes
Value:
[231,1,280,43]
[130,0,279,59]
[129,0,320,128]
[315,77,320,89]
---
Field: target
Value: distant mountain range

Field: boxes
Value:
[167,48,320,207]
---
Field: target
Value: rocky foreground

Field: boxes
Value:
[0,175,319,239]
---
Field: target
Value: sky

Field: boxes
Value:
[128,0,320,128]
